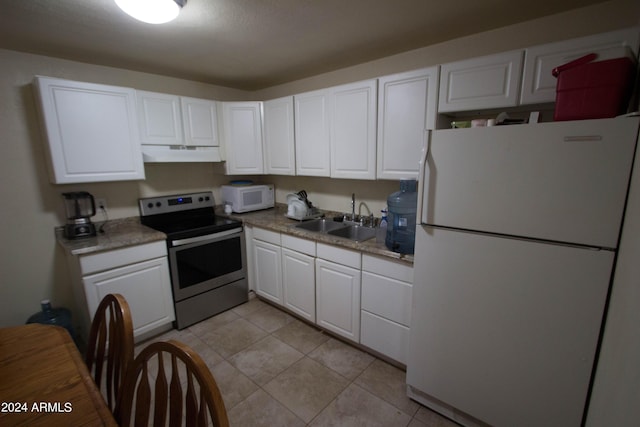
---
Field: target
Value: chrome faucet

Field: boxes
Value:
[351,193,356,221]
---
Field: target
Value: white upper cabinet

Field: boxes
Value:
[138,92,220,147]
[438,50,524,112]
[180,96,219,147]
[330,80,377,180]
[137,91,183,145]
[294,88,332,177]
[34,76,145,184]
[377,67,439,180]
[222,101,264,175]
[263,96,295,175]
[521,27,640,105]
[294,80,377,180]
[137,91,221,162]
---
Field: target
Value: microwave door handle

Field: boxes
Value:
[416,129,431,224]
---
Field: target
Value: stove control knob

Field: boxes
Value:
[147,202,154,209]
[156,202,162,208]
[199,197,204,202]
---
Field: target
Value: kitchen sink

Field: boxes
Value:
[295,218,348,233]
[327,224,377,242]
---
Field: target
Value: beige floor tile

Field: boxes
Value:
[227,389,305,427]
[136,299,440,426]
[244,303,296,333]
[188,309,240,336]
[272,318,330,354]
[309,383,412,427]
[308,338,375,380]
[413,406,461,427]
[228,335,304,385]
[208,360,259,411]
[407,418,429,427]
[232,297,269,318]
[354,359,419,416]
[263,357,349,423]
[199,317,268,358]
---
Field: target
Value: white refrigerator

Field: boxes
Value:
[406,117,640,427]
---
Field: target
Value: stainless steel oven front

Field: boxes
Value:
[168,226,247,329]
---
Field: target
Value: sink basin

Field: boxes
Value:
[295,218,347,233]
[327,224,377,242]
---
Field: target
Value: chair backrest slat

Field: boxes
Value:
[85,293,134,414]
[116,340,229,427]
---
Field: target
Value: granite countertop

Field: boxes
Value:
[55,217,166,256]
[220,204,414,266]
[56,206,414,265]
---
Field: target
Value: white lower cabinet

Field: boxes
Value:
[72,241,175,341]
[281,235,316,322]
[315,243,361,342]
[252,228,283,305]
[249,228,413,357]
[360,254,413,364]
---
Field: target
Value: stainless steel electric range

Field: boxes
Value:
[139,191,248,329]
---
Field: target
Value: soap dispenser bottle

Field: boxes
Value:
[376,209,388,243]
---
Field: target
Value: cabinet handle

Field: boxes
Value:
[563,135,602,142]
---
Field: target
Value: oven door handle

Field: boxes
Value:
[171,227,242,247]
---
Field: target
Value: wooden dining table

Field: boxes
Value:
[0,323,117,426]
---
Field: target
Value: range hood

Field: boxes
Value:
[142,145,223,163]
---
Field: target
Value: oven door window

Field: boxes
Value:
[171,234,246,300]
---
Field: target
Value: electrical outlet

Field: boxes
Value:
[95,198,107,211]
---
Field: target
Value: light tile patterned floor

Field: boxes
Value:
[136,296,459,427]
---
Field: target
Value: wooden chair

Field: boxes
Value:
[85,293,134,413]
[116,339,229,427]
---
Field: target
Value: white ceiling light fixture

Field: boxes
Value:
[114,0,186,24]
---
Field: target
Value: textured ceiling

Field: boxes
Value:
[0,0,607,90]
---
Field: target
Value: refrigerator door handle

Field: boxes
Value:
[417,129,432,223]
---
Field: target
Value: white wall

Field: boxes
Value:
[0,0,638,330]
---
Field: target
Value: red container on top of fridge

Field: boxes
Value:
[552,47,637,121]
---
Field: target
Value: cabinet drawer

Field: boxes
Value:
[79,241,167,275]
[361,311,409,364]
[316,243,361,269]
[362,254,413,283]
[253,227,281,245]
[281,234,315,256]
[362,271,412,326]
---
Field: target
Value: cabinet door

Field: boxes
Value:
[263,96,295,175]
[521,27,640,105]
[222,102,264,175]
[34,76,145,183]
[282,248,315,322]
[315,258,361,342]
[438,50,524,112]
[330,80,377,180]
[137,90,183,146]
[294,89,331,177]
[252,238,282,305]
[83,257,175,338]
[377,67,438,180]
[180,97,219,147]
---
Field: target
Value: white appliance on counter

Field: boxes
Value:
[221,184,275,213]
[406,117,640,427]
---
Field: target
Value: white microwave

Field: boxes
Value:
[221,184,275,213]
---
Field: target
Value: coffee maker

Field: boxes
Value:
[62,192,97,239]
